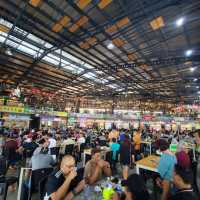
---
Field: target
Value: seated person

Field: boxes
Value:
[29,147,55,171]
[171,164,198,200]
[84,148,111,184]
[157,139,177,200]
[113,174,149,200]
[45,155,85,200]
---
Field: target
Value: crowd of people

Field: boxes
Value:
[0,126,200,200]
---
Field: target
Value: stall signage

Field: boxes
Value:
[0,106,24,113]
[8,114,30,121]
[174,117,186,122]
[52,111,68,117]
[142,115,153,121]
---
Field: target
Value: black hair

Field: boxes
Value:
[159,139,169,151]
[112,138,116,143]
[124,174,149,200]
[174,164,193,184]
[91,148,101,156]
[38,138,45,144]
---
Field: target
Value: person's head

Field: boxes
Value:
[48,133,53,138]
[158,139,169,152]
[60,155,76,176]
[112,138,116,143]
[173,164,193,189]
[122,174,149,200]
[91,148,101,162]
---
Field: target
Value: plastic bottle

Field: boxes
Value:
[43,193,50,200]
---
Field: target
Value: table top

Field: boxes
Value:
[135,155,160,171]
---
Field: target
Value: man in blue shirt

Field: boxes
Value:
[157,139,177,200]
[110,138,120,172]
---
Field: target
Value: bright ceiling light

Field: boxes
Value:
[185,49,193,56]
[194,78,197,82]
[196,86,199,89]
[176,17,185,27]
[107,42,115,49]
[190,67,195,72]
[198,91,200,94]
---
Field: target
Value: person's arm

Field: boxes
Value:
[87,164,101,184]
[51,170,77,200]
[160,180,170,200]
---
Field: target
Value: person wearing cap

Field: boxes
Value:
[112,174,149,200]
[171,164,198,200]
[84,148,111,184]
[44,155,85,200]
[157,139,177,200]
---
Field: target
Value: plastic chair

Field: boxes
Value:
[50,147,60,156]
[31,167,53,193]
[0,156,18,200]
[64,144,74,155]
[38,176,49,200]
[0,182,8,200]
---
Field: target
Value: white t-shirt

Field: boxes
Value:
[78,137,85,144]
[48,138,57,148]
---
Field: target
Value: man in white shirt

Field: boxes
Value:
[48,134,57,149]
[77,134,85,144]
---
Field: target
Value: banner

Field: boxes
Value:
[0,106,24,113]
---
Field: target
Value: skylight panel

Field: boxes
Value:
[84,63,94,69]
[44,42,53,49]
[100,79,109,83]
[107,76,115,80]
[108,84,118,89]
[83,72,96,79]
[27,33,44,44]
[0,18,12,29]
[18,45,37,56]
[62,51,83,64]
[0,35,5,43]
[42,56,60,65]
[6,39,18,48]
[21,41,40,51]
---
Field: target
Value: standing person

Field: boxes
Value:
[157,139,177,200]
[44,155,85,200]
[133,129,141,160]
[30,147,55,170]
[119,134,135,180]
[48,133,57,149]
[4,135,19,169]
[195,129,200,194]
[110,138,120,172]
[108,128,119,142]
[0,130,6,155]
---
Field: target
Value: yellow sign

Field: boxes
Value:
[0,106,24,113]
[52,111,68,117]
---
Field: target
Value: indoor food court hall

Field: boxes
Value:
[0,0,200,200]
